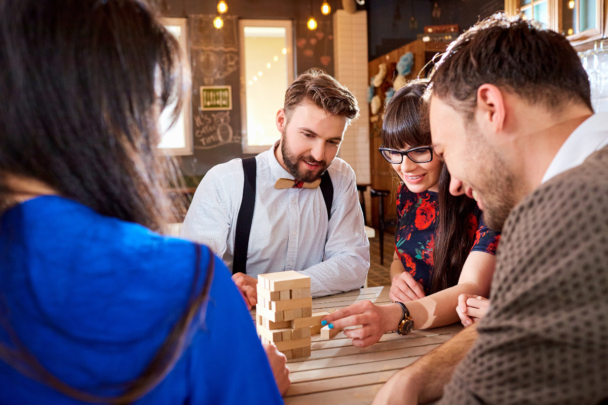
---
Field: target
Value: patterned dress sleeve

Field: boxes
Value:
[470,213,501,255]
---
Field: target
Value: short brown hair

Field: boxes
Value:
[429,13,592,117]
[284,70,359,123]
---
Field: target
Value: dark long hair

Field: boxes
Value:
[0,0,213,403]
[381,80,477,295]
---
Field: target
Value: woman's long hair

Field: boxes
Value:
[381,80,477,295]
[0,0,213,403]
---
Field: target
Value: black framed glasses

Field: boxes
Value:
[379,145,433,164]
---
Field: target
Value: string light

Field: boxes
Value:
[568,28,574,35]
[321,1,331,15]
[267,63,271,68]
[258,71,263,76]
[274,56,279,61]
[249,81,253,85]
[282,48,287,55]
[217,1,228,14]
[213,16,223,29]
[253,76,257,81]
[307,17,317,30]
[568,0,575,9]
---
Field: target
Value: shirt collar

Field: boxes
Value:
[542,113,608,184]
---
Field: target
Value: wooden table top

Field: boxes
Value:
[254,286,463,405]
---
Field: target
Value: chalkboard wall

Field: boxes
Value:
[161,0,336,177]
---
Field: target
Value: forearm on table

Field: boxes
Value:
[393,324,478,404]
[300,254,368,297]
[406,282,485,330]
[389,256,405,280]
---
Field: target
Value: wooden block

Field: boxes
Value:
[281,329,293,341]
[291,288,311,299]
[257,285,281,301]
[292,347,302,358]
[294,308,303,319]
[270,297,312,312]
[274,336,311,352]
[282,350,293,360]
[262,318,292,330]
[302,306,312,318]
[320,325,341,339]
[284,309,295,321]
[292,327,311,340]
[301,346,311,357]
[257,324,283,342]
[258,271,311,292]
[291,311,330,329]
[280,290,291,301]
[257,314,262,326]
[310,324,322,335]
[256,305,283,322]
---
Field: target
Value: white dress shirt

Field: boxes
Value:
[180,144,370,297]
[542,113,608,183]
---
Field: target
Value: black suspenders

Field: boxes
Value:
[232,157,333,275]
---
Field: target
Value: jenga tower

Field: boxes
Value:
[256,271,318,359]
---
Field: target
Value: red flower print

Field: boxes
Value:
[415,199,436,230]
[400,252,417,277]
[422,235,435,266]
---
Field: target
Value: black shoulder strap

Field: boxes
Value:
[319,170,333,222]
[233,157,257,275]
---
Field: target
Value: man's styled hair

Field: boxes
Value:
[429,13,592,117]
[284,70,360,123]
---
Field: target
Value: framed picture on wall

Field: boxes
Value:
[200,85,233,111]
[159,17,193,156]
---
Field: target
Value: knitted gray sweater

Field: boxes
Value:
[441,146,608,405]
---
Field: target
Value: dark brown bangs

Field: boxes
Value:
[381,79,431,150]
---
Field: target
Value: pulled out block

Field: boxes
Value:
[291,311,330,329]
[258,271,311,292]
[310,324,322,335]
[320,325,341,339]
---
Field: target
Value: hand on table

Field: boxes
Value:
[263,343,291,396]
[389,271,425,303]
[231,273,257,310]
[456,294,490,327]
[321,301,403,348]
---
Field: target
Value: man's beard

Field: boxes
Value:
[280,131,328,183]
[466,126,518,232]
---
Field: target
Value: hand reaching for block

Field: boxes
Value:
[232,273,258,310]
[262,343,291,396]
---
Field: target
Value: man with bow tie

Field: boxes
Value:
[181,71,370,306]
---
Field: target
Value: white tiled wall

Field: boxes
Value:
[334,10,370,185]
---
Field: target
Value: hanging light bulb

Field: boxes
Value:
[307,17,318,30]
[213,16,223,29]
[568,0,575,9]
[321,1,331,15]
[217,1,228,14]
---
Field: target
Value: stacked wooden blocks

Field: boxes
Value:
[256,271,324,359]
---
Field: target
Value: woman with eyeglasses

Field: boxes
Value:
[321,80,499,347]
[0,0,288,403]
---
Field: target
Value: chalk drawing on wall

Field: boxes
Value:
[193,111,241,150]
[189,15,238,51]
[192,50,239,85]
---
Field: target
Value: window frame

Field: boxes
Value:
[160,17,193,156]
[238,19,294,155]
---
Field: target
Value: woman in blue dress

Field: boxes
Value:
[0,0,287,403]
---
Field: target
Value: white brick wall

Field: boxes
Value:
[333,10,370,185]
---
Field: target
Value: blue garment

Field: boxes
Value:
[0,196,283,405]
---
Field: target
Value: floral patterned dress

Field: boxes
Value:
[395,183,501,294]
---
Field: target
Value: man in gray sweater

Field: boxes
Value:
[373,14,608,405]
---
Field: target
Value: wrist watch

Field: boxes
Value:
[395,302,414,335]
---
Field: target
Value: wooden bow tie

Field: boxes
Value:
[275,178,321,189]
